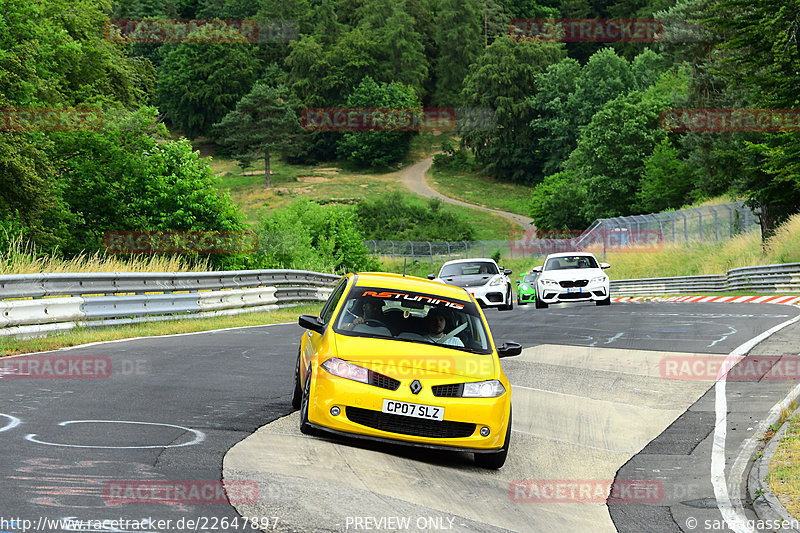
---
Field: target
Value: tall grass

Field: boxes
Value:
[596,212,800,280]
[0,236,210,274]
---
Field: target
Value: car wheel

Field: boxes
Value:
[534,292,548,309]
[291,350,302,410]
[299,367,316,435]
[475,410,511,469]
[596,296,611,306]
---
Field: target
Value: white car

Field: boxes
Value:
[429,258,514,310]
[533,252,611,308]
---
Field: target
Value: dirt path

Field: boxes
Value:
[398,156,535,230]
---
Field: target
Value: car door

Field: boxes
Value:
[301,276,350,381]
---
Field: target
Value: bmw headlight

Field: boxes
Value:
[321,357,369,384]
[540,278,559,286]
[462,380,506,398]
[489,276,504,286]
[590,276,608,284]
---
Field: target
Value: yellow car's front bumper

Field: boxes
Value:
[306,369,511,451]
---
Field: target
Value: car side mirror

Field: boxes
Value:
[532,266,542,272]
[299,314,325,335]
[427,274,436,280]
[503,268,512,275]
[497,342,522,358]
[600,263,611,269]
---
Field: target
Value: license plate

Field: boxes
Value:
[567,287,582,293]
[382,399,443,421]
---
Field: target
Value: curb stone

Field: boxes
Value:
[749,407,800,532]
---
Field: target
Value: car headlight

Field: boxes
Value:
[489,276,504,286]
[321,357,368,384]
[462,380,506,398]
[590,276,608,284]
[540,278,559,286]
[520,284,529,291]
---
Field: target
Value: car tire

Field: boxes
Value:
[497,287,513,311]
[596,296,611,306]
[534,292,548,309]
[299,367,316,436]
[291,350,302,410]
[475,410,511,469]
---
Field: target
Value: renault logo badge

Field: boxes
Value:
[410,380,422,395]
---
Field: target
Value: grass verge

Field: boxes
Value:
[768,409,800,519]
[427,165,533,217]
[0,304,322,356]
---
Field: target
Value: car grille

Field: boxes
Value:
[431,383,463,397]
[559,280,588,288]
[486,292,503,302]
[558,292,591,300]
[346,407,476,438]
[369,371,400,391]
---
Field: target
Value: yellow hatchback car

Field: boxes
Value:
[292,272,521,468]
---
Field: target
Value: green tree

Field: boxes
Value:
[335,77,421,168]
[529,169,591,230]
[573,69,688,220]
[460,36,565,183]
[53,107,243,255]
[433,0,482,106]
[637,138,694,212]
[156,39,263,138]
[214,83,302,188]
[709,0,800,239]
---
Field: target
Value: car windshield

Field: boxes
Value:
[439,262,498,277]
[522,273,539,283]
[333,286,492,354]
[543,255,599,271]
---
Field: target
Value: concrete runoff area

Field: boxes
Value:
[224,345,716,532]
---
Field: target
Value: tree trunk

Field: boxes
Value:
[264,151,271,189]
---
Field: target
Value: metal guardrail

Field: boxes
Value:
[0,270,340,338]
[611,263,800,296]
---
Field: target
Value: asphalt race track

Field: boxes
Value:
[1,302,798,532]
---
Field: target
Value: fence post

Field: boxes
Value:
[691,207,703,240]
[410,242,415,261]
[428,241,433,264]
[463,241,469,258]
[712,206,719,241]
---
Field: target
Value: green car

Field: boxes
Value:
[516,271,539,305]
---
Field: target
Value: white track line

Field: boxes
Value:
[712,314,800,532]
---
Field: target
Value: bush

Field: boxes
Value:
[355,192,475,241]
[254,198,378,273]
[432,139,476,172]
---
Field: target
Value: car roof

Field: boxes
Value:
[439,258,498,266]
[544,252,598,259]
[353,272,471,300]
